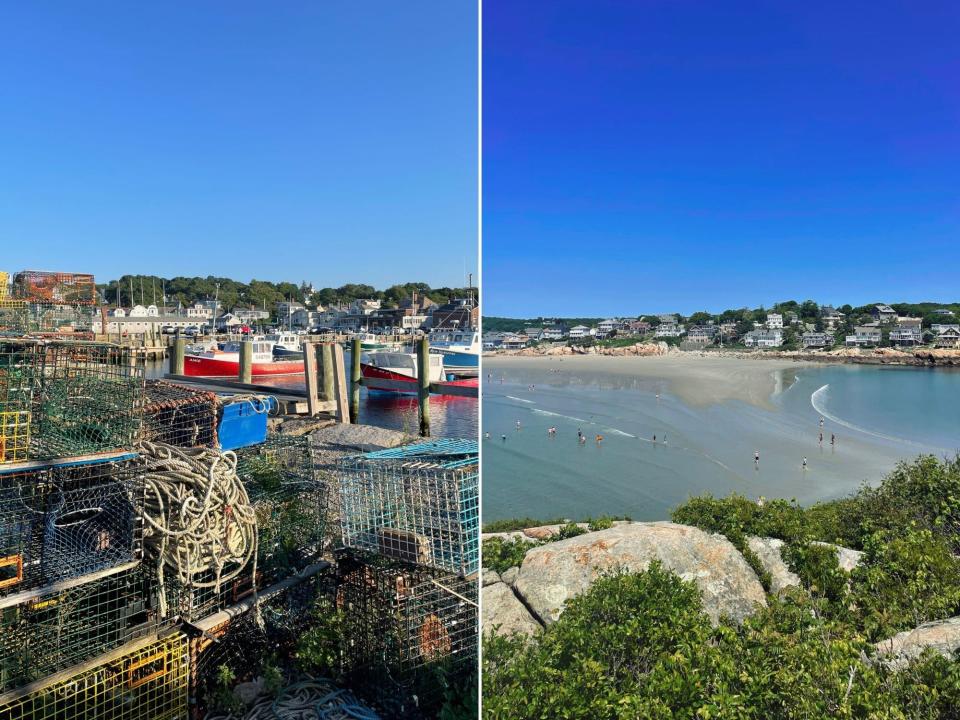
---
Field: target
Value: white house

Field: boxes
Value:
[597,319,620,337]
[744,329,783,348]
[543,326,566,340]
[350,299,382,315]
[846,326,882,347]
[766,313,783,329]
[655,323,685,338]
[801,332,832,349]
[186,302,215,320]
[569,325,590,340]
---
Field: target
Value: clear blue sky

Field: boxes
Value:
[484,1,960,317]
[0,2,477,288]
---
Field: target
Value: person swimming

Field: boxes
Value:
[484,432,490,439]
[501,434,507,441]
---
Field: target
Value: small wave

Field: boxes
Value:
[505,395,535,404]
[532,409,589,423]
[810,384,927,448]
[604,427,636,438]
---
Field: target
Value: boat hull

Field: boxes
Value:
[430,348,479,368]
[361,363,419,394]
[184,354,304,377]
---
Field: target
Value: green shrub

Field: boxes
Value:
[783,541,849,604]
[557,522,587,539]
[483,537,539,574]
[588,515,614,531]
[850,528,960,641]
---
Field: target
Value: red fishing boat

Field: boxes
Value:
[361,351,447,394]
[183,340,303,377]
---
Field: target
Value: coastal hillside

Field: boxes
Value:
[482,455,960,718]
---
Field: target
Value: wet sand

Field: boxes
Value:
[485,354,810,410]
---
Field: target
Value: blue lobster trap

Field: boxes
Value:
[336,439,479,576]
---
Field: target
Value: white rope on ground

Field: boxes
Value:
[138,440,258,618]
[203,678,380,720]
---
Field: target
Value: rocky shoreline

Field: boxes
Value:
[482,521,960,669]
[486,342,960,367]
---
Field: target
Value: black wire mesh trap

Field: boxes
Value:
[0,455,144,597]
[236,434,330,576]
[0,566,163,693]
[142,380,220,449]
[0,339,144,462]
[0,633,189,720]
[337,440,479,576]
[187,567,334,718]
[333,552,478,677]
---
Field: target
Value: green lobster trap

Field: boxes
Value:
[0,340,144,463]
[0,633,189,720]
[141,380,219,449]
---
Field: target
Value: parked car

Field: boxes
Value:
[161,325,176,334]
[183,326,200,337]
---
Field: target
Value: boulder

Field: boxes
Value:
[501,566,520,586]
[747,536,800,595]
[482,582,542,637]
[514,522,766,627]
[523,525,561,541]
[875,617,960,670]
[483,569,501,586]
[811,541,864,572]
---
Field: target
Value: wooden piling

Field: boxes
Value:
[417,335,430,437]
[302,340,320,416]
[332,343,351,424]
[239,340,253,384]
[170,338,185,375]
[350,337,361,423]
[321,343,335,404]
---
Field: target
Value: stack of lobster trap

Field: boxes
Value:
[0,271,98,340]
[0,337,187,718]
[333,439,479,711]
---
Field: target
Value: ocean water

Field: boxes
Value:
[482,363,960,522]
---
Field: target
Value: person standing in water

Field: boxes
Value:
[831,433,835,445]
[802,457,808,469]
[754,451,760,465]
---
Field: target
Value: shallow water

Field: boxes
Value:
[482,363,960,522]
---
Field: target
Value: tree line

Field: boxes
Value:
[97,276,476,314]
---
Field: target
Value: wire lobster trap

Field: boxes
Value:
[337,440,479,576]
[142,380,219,449]
[0,455,144,597]
[11,271,97,306]
[187,565,334,718]
[334,552,478,678]
[0,339,144,462]
[0,566,162,693]
[0,633,189,720]
[236,434,330,575]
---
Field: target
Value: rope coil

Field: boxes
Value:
[138,441,258,618]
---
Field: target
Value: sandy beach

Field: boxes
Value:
[485,354,810,410]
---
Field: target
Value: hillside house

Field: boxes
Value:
[846,326,882,347]
[801,332,832,349]
[744,330,783,348]
[766,313,784,329]
[935,327,960,348]
[654,323,685,338]
[872,305,898,323]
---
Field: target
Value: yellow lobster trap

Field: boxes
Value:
[0,410,29,464]
[0,634,188,720]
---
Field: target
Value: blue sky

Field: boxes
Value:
[0,2,477,288]
[484,1,960,317]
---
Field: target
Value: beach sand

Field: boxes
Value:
[485,354,810,410]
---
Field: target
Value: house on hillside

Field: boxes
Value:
[846,326,882,347]
[523,327,545,342]
[932,309,955,317]
[801,331,832,349]
[743,330,783,348]
[568,325,590,340]
[501,334,528,350]
[766,313,783,329]
[687,326,717,344]
[890,318,923,346]
[654,323,684,338]
[935,327,960,348]
[626,319,651,335]
[820,306,845,330]
[657,314,679,325]
[872,304,898,323]
[543,325,566,340]
[597,319,620,337]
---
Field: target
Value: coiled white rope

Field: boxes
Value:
[204,678,380,719]
[138,440,258,618]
